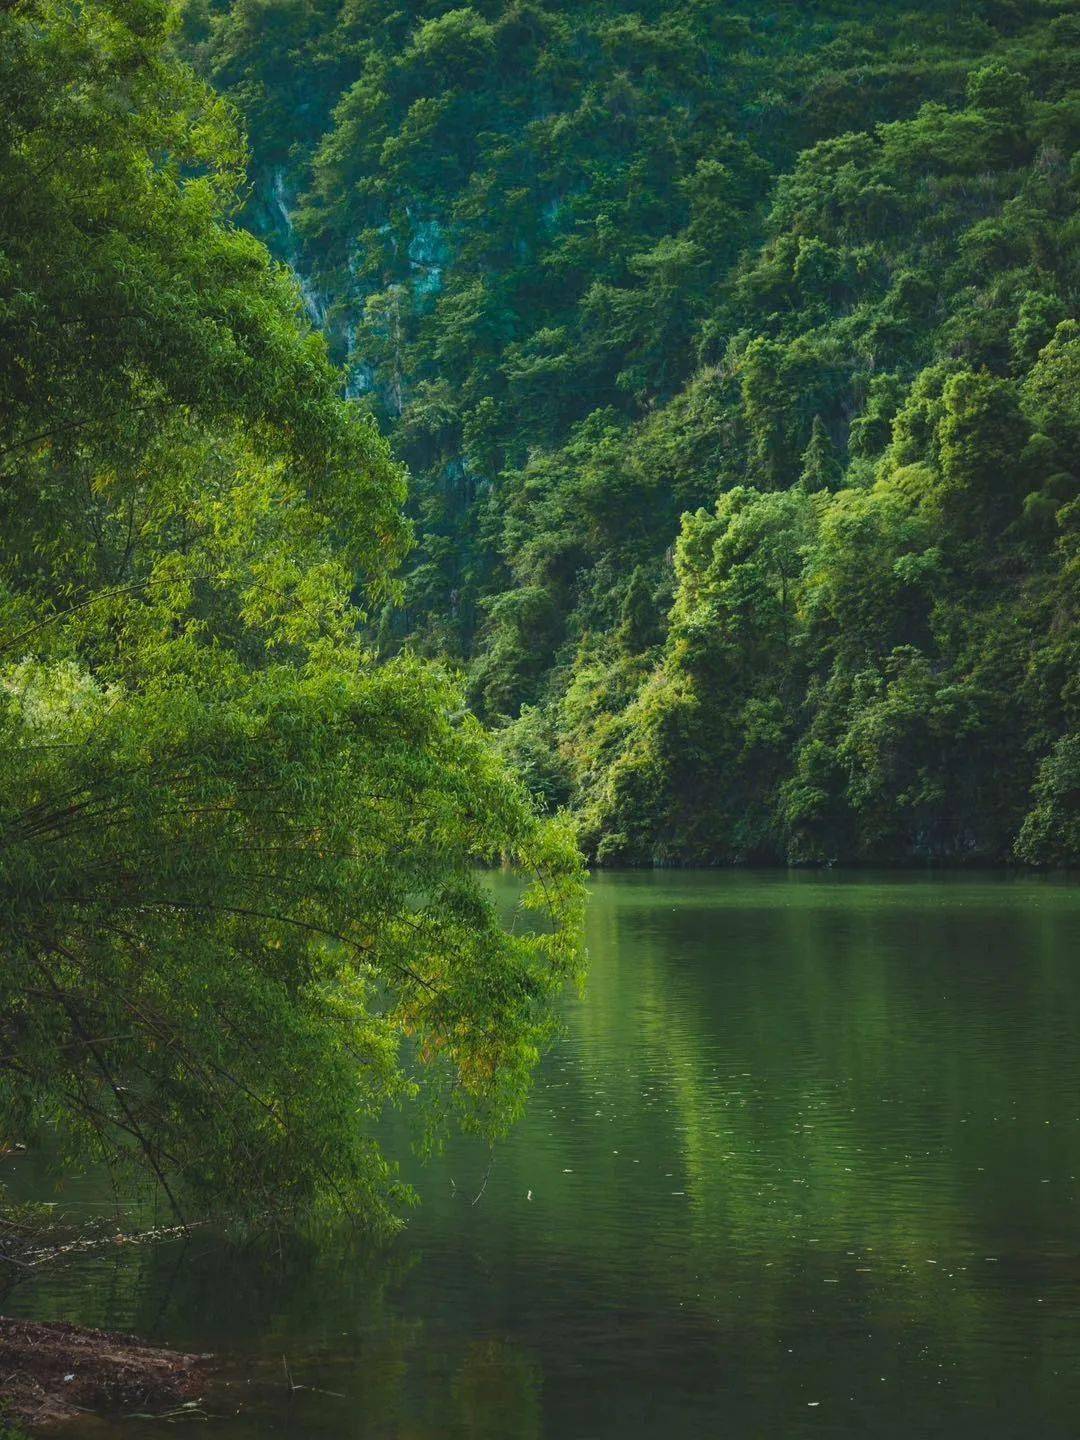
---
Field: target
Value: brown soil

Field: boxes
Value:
[0,1317,211,1429]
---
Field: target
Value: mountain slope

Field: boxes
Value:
[186,0,1080,863]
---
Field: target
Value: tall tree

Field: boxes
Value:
[0,0,584,1227]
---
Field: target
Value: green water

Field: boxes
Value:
[7,872,1080,1437]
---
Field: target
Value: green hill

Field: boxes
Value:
[187,0,1080,864]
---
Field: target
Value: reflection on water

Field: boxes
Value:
[6,872,1080,1437]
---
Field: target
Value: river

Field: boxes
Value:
[6,871,1080,1437]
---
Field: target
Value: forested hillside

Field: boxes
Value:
[187,0,1080,865]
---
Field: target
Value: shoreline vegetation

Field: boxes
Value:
[0,0,583,1284]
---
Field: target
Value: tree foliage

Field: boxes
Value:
[0,0,584,1226]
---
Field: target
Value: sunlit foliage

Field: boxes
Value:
[0,0,584,1225]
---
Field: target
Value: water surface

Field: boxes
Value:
[8,872,1080,1437]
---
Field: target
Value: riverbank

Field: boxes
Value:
[0,1318,210,1429]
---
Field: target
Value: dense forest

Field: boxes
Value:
[185,0,1080,866]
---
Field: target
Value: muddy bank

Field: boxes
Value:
[0,1317,211,1428]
